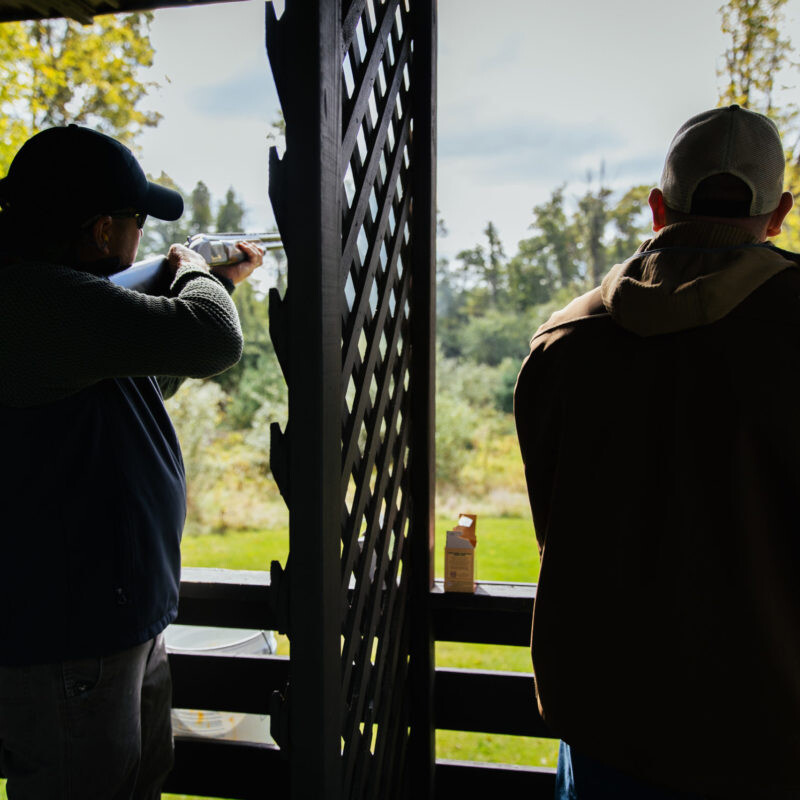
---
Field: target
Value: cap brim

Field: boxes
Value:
[145,181,184,221]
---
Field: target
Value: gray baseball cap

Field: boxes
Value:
[660,105,785,216]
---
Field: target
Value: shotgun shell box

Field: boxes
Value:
[444,513,477,593]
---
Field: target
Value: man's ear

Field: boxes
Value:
[90,215,113,253]
[648,188,667,232]
[765,191,794,238]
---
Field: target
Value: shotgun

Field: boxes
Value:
[110,232,283,294]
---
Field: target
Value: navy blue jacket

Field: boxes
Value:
[0,376,185,664]
[0,259,242,665]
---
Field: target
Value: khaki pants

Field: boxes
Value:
[0,634,173,800]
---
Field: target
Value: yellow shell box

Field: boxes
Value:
[444,529,476,592]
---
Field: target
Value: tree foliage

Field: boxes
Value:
[216,187,247,232]
[139,179,250,257]
[190,181,213,230]
[718,0,795,129]
[717,0,800,247]
[575,171,613,286]
[138,171,192,256]
[437,182,651,390]
[455,221,507,306]
[0,13,160,172]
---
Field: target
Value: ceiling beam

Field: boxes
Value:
[0,0,245,24]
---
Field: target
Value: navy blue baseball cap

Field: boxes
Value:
[0,124,184,227]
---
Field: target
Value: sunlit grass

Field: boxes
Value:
[180,525,289,571]
[437,732,558,767]
[181,515,539,582]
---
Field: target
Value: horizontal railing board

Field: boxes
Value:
[168,651,289,715]
[166,736,287,799]
[436,759,555,797]
[430,580,535,646]
[177,571,536,646]
[435,667,553,739]
[169,658,550,740]
[177,567,275,630]
[432,580,537,609]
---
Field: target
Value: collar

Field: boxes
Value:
[642,221,762,252]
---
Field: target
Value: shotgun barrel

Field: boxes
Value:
[109,232,283,294]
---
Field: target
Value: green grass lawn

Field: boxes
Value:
[0,517,551,800]
[180,515,539,583]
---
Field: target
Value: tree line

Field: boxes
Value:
[2,0,799,497]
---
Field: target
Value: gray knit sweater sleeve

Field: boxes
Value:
[0,261,244,407]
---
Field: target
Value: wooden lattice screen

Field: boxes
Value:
[265,1,436,798]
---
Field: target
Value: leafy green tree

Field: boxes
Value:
[719,0,794,127]
[455,308,533,367]
[455,221,507,306]
[608,185,652,263]
[210,279,286,429]
[482,221,506,303]
[717,0,800,248]
[507,185,579,309]
[266,109,286,152]
[164,378,229,523]
[190,181,213,231]
[575,170,613,287]
[435,350,482,487]
[0,13,160,172]
[216,187,246,232]
[139,179,253,258]
[139,172,192,257]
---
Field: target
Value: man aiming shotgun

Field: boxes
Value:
[0,124,263,799]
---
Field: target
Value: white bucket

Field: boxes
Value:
[165,625,277,744]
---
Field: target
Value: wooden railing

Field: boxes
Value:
[164,569,557,798]
[431,582,555,795]
[165,569,287,799]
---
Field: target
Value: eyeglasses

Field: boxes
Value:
[110,210,147,229]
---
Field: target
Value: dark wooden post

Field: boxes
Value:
[270,0,436,795]
[266,1,343,797]
[408,0,437,796]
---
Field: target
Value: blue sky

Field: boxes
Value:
[138,0,800,262]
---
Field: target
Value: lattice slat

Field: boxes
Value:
[265,0,431,796]
[339,1,415,797]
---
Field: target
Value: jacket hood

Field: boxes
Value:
[600,221,796,336]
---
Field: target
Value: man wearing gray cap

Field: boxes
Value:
[0,125,262,798]
[515,105,799,799]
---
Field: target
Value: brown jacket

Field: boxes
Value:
[514,221,800,797]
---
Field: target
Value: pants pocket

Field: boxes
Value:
[62,656,102,699]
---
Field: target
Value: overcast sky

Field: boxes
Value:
[137,0,800,262]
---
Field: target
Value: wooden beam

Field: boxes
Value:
[169,651,290,715]
[166,737,287,800]
[176,567,275,630]
[408,0,437,796]
[435,668,553,739]
[431,581,535,647]
[0,0,245,23]
[176,571,536,648]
